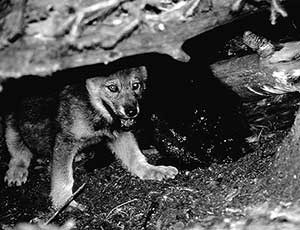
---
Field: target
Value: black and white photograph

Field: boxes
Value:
[1,0,300,229]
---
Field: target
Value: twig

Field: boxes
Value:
[105,198,138,220]
[44,183,87,225]
[270,0,288,25]
[68,0,122,40]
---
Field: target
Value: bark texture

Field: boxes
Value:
[0,0,268,80]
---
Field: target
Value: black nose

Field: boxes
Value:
[125,106,138,118]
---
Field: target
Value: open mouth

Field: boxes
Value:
[120,118,136,130]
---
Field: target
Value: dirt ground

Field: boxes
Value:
[1,78,300,230]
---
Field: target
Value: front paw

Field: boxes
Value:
[4,165,28,186]
[139,165,178,181]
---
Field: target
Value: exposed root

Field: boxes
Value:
[270,0,288,25]
[231,0,288,25]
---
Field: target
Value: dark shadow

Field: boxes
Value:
[134,54,251,169]
[83,142,115,172]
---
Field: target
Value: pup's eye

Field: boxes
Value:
[107,85,119,93]
[132,82,140,90]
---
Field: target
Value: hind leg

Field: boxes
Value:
[4,115,32,186]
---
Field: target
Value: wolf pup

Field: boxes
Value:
[4,66,178,208]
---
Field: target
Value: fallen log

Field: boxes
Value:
[0,0,282,81]
[210,31,300,100]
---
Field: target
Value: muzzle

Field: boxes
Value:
[118,104,139,130]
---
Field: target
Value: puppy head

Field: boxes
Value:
[86,66,147,129]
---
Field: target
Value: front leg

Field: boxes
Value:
[108,132,178,181]
[50,133,82,209]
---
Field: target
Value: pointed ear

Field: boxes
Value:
[139,66,147,80]
[86,78,100,95]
